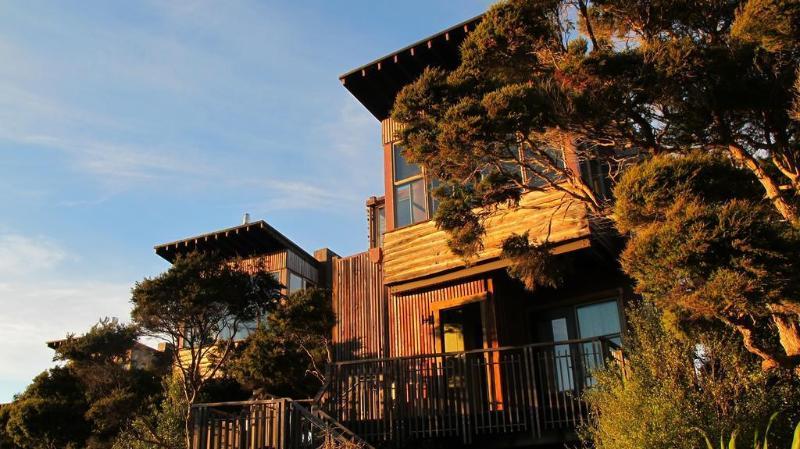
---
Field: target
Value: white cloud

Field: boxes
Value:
[0,280,133,400]
[0,234,66,278]
[0,234,134,401]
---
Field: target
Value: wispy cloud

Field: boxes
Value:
[0,234,66,278]
[235,177,362,213]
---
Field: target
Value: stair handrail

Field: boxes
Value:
[289,399,376,449]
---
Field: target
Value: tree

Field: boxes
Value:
[2,320,161,449]
[614,152,800,372]
[230,288,335,399]
[52,319,162,449]
[130,251,282,447]
[393,0,625,261]
[392,0,800,268]
[589,0,800,225]
[3,368,89,449]
[112,378,186,449]
[582,303,800,449]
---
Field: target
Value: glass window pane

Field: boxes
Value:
[577,300,621,339]
[551,318,574,391]
[288,272,305,294]
[393,145,421,180]
[411,179,427,223]
[524,147,565,187]
[377,206,385,247]
[232,319,257,340]
[428,178,440,217]
[395,184,412,227]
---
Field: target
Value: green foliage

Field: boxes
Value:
[4,367,91,449]
[694,414,800,449]
[229,288,335,398]
[0,405,19,449]
[2,320,162,449]
[54,318,141,365]
[131,251,282,353]
[730,0,800,53]
[501,232,565,291]
[112,377,186,449]
[613,151,762,234]
[130,251,282,447]
[582,304,800,449]
[614,152,800,370]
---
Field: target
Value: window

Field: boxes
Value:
[288,272,308,294]
[393,145,421,179]
[576,300,621,344]
[395,179,427,227]
[428,178,441,219]
[393,144,433,228]
[370,203,386,248]
[580,158,610,200]
[550,318,575,391]
[523,147,565,188]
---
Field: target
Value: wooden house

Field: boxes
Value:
[154,219,332,375]
[188,16,630,449]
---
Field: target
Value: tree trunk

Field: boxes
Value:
[772,312,800,359]
[725,315,785,371]
[185,405,193,449]
[727,143,800,227]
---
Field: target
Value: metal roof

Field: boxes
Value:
[154,220,317,265]
[340,15,481,120]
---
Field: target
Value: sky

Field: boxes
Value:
[0,0,493,403]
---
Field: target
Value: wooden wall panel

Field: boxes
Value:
[388,278,488,357]
[286,250,319,283]
[331,252,386,361]
[236,251,287,274]
[383,190,591,284]
[381,118,404,145]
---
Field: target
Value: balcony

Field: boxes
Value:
[319,337,620,447]
[190,338,621,449]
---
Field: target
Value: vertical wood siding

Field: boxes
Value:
[286,250,319,283]
[331,252,386,361]
[381,118,405,145]
[236,251,287,274]
[388,278,488,357]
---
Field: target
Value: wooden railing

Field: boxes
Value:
[190,398,373,449]
[319,337,619,446]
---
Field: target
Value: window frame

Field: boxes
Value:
[392,144,432,229]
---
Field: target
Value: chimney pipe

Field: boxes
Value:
[242,213,250,225]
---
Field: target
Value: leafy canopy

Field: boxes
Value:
[615,152,800,371]
[230,288,336,399]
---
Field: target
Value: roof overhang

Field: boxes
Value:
[154,220,317,266]
[340,15,481,121]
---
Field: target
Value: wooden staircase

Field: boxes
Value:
[190,398,374,449]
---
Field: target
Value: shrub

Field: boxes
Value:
[582,303,800,449]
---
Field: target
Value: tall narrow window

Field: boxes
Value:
[376,205,385,247]
[393,145,428,228]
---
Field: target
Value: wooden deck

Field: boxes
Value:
[190,338,619,448]
[319,337,618,447]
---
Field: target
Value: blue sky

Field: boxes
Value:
[0,0,493,402]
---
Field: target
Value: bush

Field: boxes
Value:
[582,303,800,449]
[112,377,185,449]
